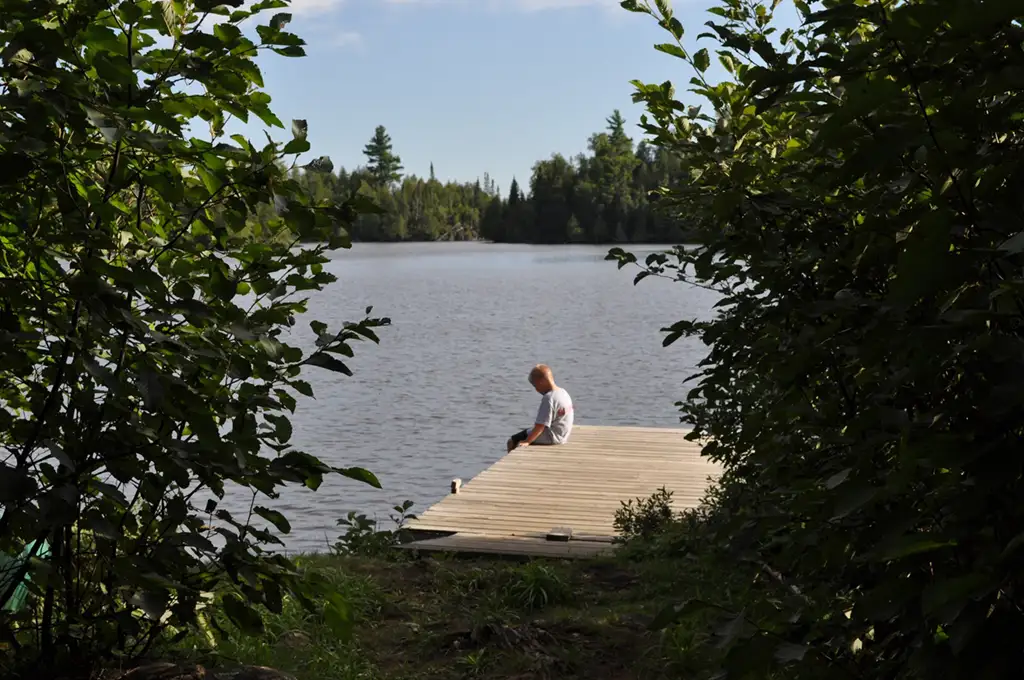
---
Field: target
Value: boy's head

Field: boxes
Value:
[528,364,555,394]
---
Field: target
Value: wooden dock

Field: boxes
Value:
[401,425,721,559]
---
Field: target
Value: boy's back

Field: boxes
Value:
[536,386,573,444]
[506,364,575,452]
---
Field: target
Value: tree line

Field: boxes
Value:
[285,113,693,244]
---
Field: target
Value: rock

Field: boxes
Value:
[115,664,209,680]
[275,630,311,650]
[469,622,553,651]
[110,664,295,680]
[378,601,408,620]
[218,668,297,680]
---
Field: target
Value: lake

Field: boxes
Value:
[244,242,718,552]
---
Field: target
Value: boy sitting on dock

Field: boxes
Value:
[507,364,574,452]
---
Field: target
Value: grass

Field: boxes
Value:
[161,550,714,680]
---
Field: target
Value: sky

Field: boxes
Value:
[227,0,735,194]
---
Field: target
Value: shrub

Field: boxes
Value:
[614,487,676,543]
[333,500,417,558]
[616,0,1024,677]
[0,1,384,673]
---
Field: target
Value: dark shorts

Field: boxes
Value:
[508,429,556,447]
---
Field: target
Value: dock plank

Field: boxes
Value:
[404,425,722,554]
[399,533,614,559]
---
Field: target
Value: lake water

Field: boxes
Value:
[244,242,718,552]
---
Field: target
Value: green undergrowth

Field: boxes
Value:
[160,546,730,680]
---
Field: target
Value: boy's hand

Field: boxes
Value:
[518,441,530,448]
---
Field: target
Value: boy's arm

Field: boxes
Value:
[520,394,553,446]
[519,422,547,446]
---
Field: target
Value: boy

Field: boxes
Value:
[506,364,574,452]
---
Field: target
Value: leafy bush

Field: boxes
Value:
[333,500,417,558]
[0,0,385,674]
[615,0,1024,678]
[614,487,675,543]
[503,562,571,611]
[166,556,383,680]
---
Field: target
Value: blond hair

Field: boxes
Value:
[529,364,553,384]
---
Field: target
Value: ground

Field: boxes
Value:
[167,551,706,680]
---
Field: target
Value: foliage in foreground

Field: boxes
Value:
[0,0,383,674]
[616,0,1024,678]
[167,552,708,680]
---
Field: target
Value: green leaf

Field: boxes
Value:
[84,107,122,143]
[876,533,956,562]
[338,467,382,489]
[304,353,353,376]
[774,642,808,663]
[283,137,311,155]
[222,594,264,634]
[343,194,385,215]
[253,506,292,534]
[159,0,181,35]
[693,48,710,72]
[46,441,74,471]
[921,573,995,619]
[323,593,352,639]
[714,612,749,648]
[649,598,713,630]
[291,119,308,140]
[824,468,850,490]
[654,43,687,60]
[130,590,169,621]
[1001,531,1024,559]
[304,156,334,173]
[291,380,314,398]
[270,12,292,29]
[0,466,32,504]
[831,484,878,519]
[210,269,236,301]
[998,231,1024,254]
[265,414,293,443]
[889,212,951,305]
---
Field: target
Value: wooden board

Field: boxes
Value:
[398,533,614,559]
[405,425,722,552]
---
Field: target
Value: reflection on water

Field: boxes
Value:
[223,242,718,552]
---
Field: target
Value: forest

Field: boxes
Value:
[280,113,692,244]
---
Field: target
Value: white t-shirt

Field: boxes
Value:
[535,387,574,444]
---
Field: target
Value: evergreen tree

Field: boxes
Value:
[606,109,631,153]
[508,177,521,206]
[430,162,436,181]
[363,125,404,186]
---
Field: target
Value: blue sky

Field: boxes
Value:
[234,0,736,194]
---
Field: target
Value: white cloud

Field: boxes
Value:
[509,0,616,10]
[289,0,347,14]
[383,0,617,10]
[333,30,364,47]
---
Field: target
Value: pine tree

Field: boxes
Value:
[606,109,631,154]
[363,125,404,186]
[508,177,521,206]
[429,162,436,181]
